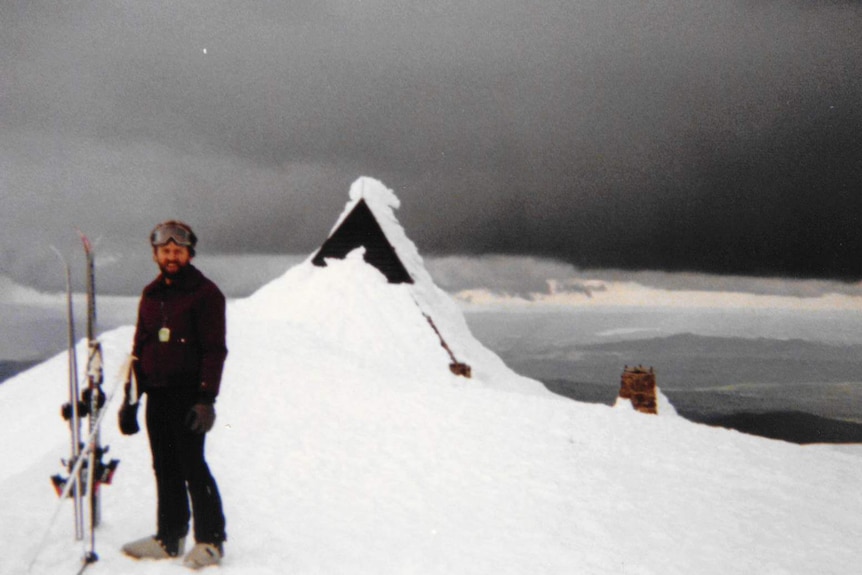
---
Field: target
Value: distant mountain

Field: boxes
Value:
[541,378,862,445]
[683,410,862,445]
[581,332,862,361]
[0,360,40,384]
[566,332,862,392]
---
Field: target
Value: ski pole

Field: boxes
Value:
[50,246,86,541]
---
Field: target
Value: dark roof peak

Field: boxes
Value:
[311,199,413,284]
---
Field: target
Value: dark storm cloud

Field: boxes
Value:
[2,0,862,293]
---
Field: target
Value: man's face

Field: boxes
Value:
[153,241,192,277]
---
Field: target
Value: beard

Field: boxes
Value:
[159,261,190,279]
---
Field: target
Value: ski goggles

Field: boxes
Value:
[150,223,195,247]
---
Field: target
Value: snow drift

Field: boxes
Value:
[1,177,860,575]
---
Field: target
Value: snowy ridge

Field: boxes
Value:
[2,178,861,574]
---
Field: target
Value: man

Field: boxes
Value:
[119,220,228,569]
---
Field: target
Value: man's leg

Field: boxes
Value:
[146,390,191,548]
[179,427,227,546]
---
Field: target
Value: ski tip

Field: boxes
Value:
[76,230,93,253]
[49,244,65,260]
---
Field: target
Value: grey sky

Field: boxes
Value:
[2,1,862,294]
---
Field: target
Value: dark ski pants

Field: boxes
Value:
[145,388,226,545]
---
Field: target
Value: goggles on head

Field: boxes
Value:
[150,223,196,248]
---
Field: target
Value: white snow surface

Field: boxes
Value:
[2,178,862,574]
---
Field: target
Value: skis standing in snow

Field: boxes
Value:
[120,221,228,569]
[48,237,120,570]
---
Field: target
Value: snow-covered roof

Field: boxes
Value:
[326,176,431,288]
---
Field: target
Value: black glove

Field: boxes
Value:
[118,402,140,435]
[185,403,216,434]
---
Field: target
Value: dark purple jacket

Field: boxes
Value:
[133,265,228,400]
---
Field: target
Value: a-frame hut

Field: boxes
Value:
[256,177,477,379]
[311,198,414,284]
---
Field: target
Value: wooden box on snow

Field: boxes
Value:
[619,366,658,415]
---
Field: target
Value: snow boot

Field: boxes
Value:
[183,542,224,569]
[122,535,186,559]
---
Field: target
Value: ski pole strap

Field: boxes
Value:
[117,355,138,405]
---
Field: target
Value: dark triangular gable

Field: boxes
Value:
[311,199,414,284]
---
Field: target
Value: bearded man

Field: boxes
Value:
[119,220,228,569]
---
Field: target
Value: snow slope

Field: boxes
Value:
[2,178,861,574]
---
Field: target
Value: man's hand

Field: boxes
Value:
[186,403,216,434]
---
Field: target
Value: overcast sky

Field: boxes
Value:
[2,0,861,294]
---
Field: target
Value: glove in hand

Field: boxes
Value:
[118,402,140,435]
[186,403,216,434]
